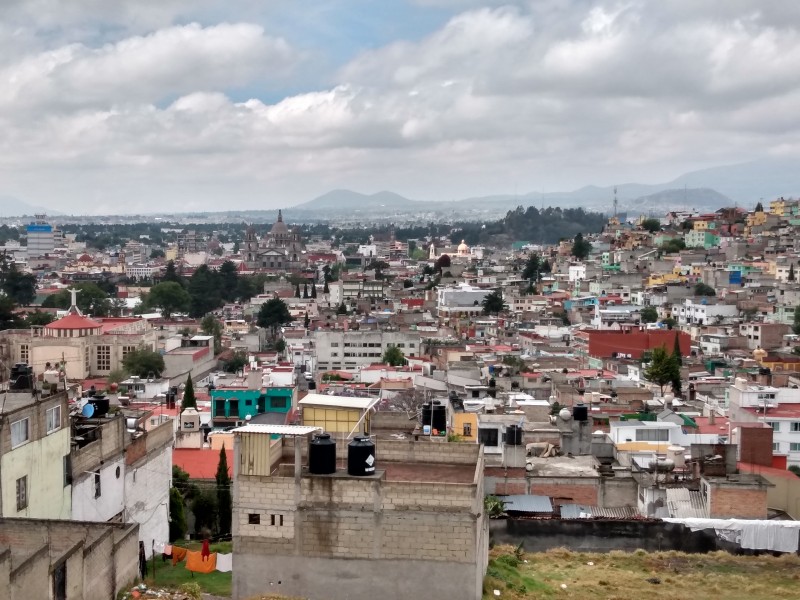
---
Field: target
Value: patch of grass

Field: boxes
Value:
[143,541,232,597]
[484,545,800,600]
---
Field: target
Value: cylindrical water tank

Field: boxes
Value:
[573,403,588,422]
[559,408,572,421]
[309,433,337,475]
[431,401,447,432]
[421,402,432,426]
[347,436,376,476]
[667,445,686,468]
[505,424,522,446]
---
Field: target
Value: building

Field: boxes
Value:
[25,214,55,258]
[231,425,488,600]
[0,389,71,519]
[574,329,691,360]
[243,211,306,272]
[0,518,139,599]
[314,328,421,372]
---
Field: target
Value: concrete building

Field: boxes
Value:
[231,425,488,600]
[25,214,55,258]
[0,389,71,519]
[314,328,421,372]
[0,518,139,600]
[672,298,739,326]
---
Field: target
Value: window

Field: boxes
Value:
[96,345,111,371]
[20,344,29,364]
[463,423,472,437]
[791,422,800,433]
[767,421,780,432]
[16,476,27,511]
[773,443,781,452]
[478,428,499,447]
[270,397,288,409]
[122,345,136,360]
[248,513,260,525]
[94,472,101,498]
[47,405,62,434]
[635,428,670,442]
[790,443,800,452]
[11,418,29,448]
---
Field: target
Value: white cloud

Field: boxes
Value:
[1,1,799,212]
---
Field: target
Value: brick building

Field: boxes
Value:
[576,328,691,360]
[231,425,488,600]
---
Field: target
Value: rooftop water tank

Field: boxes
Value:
[421,402,432,426]
[559,407,572,421]
[573,403,588,422]
[309,433,337,475]
[667,445,686,468]
[505,424,522,446]
[431,401,447,433]
[347,436,376,476]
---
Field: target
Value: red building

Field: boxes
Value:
[580,329,691,359]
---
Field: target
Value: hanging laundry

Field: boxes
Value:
[162,543,173,562]
[215,553,232,573]
[153,541,166,554]
[171,546,188,566]
[186,550,217,574]
[201,539,210,560]
[138,542,147,579]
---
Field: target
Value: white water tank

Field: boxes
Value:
[667,445,686,468]
[559,407,572,421]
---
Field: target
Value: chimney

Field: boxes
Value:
[708,410,716,425]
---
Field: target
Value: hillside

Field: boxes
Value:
[0,195,58,217]
[294,189,417,211]
[484,545,800,600]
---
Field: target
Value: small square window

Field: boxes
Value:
[248,513,260,525]
[16,476,27,511]
[270,514,276,526]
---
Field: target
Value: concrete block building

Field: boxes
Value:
[231,425,488,600]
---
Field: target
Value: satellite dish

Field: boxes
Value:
[81,403,95,418]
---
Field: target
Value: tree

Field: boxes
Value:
[218,260,239,302]
[1,262,36,305]
[435,254,451,272]
[323,280,330,294]
[521,253,541,281]
[0,296,21,331]
[310,284,317,299]
[661,317,677,330]
[275,338,286,355]
[224,351,248,373]
[201,314,222,354]
[304,312,310,329]
[640,218,661,233]
[191,489,218,535]
[187,265,221,317]
[168,487,187,542]
[257,297,291,337]
[571,232,592,260]
[150,248,165,259]
[644,346,681,395]
[694,282,716,297]
[182,375,196,411]
[147,281,190,319]
[640,306,658,323]
[216,445,232,536]
[162,260,183,285]
[383,345,406,366]
[122,347,165,378]
[42,283,112,316]
[303,283,309,299]
[482,290,507,315]
[336,303,347,315]
[789,264,796,283]
[661,238,686,254]
[755,201,764,212]
[24,310,53,327]
[295,283,301,298]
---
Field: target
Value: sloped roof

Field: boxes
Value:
[45,312,102,330]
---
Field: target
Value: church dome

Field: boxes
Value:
[269,210,289,236]
[457,239,470,254]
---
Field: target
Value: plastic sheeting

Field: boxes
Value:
[663,518,800,553]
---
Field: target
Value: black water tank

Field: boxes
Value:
[89,396,109,418]
[431,401,447,432]
[10,363,32,390]
[506,424,523,446]
[347,436,376,476]
[573,404,588,421]
[421,402,432,426]
[309,433,337,475]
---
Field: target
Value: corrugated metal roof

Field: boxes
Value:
[560,504,638,519]
[232,424,321,436]
[501,495,553,514]
[298,393,378,410]
[666,487,707,519]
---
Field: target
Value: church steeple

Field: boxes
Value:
[277,209,283,223]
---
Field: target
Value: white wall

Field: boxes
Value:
[125,444,172,557]
[71,457,125,522]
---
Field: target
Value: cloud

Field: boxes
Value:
[1,1,800,212]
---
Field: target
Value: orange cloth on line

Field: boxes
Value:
[171,546,188,566]
[186,550,217,574]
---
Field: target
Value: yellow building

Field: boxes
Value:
[692,220,709,231]
[452,412,478,442]
[770,198,786,216]
[299,394,378,435]
[647,272,686,286]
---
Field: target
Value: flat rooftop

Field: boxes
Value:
[526,455,598,477]
[285,461,476,485]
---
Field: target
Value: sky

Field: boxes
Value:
[1,0,799,214]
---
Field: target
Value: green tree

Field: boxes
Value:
[147,281,190,319]
[275,338,286,355]
[1,262,36,305]
[218,260,239,302]
[122,347,165,378]
[755,201,764,212]
[162,260,184,285]
[694,282,716,297]
[235,276,257,302]
[182,375,196,411]
[661,239,686,254]
[201,314,222,354]
[168,487,188,542]
[640,306,658,323]
[672,333,683,367]
[257,297,292,337]
[224,351,248,373]
[216,445,232,536]
[150,248,165,259]
[304,312,310,329]
[661,317,677,330]
[521,253,541,281]
[789,264,796,283]
[24,310,54,327]
[42,283,112,316]
[336,303,347,315]
[187,265,222,317]
[303,283,309,298]
[323,280,330,294]
[434,254,451,273]
[0,296,21,330]
[191,489,218,534]
[310,284,317,299]
[295,283,301,298]
[382,345,406,366]
[640,218,661,233]
[571,232,592,260]
[644,346,681,395]
[482,290,507,315]
[793,305,800,336]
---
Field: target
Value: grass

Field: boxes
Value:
[483,545,800,600]
[144,540,232,597]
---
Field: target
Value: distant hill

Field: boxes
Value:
[0,196,59,217]
[294,189,418,211]
[624,188,732,214]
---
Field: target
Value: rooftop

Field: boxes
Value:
[298,393,378,410]
[526,455,598,477]
[173,448,233,479]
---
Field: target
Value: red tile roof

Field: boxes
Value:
[45,313,102,330]
[173,448,233,480]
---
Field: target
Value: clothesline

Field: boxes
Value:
[157,542,232,574]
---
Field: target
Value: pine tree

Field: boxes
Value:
[310,284,317,298]
[789,264,796,282]
[304,312,310,329]
[181,375,197,411]
[216,445,232,536]
[644,346,680,395]
[303,283,309,298]
[295,284,301,298]
[323,280,330,294]
[672,333,683,366]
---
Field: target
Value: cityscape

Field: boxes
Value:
[2,2,800,600]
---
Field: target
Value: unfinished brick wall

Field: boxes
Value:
[529,479,599,506]
[709,487,768,519]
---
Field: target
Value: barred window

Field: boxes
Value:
[96,345,111,371]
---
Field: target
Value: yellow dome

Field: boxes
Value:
[457,239,469,254]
